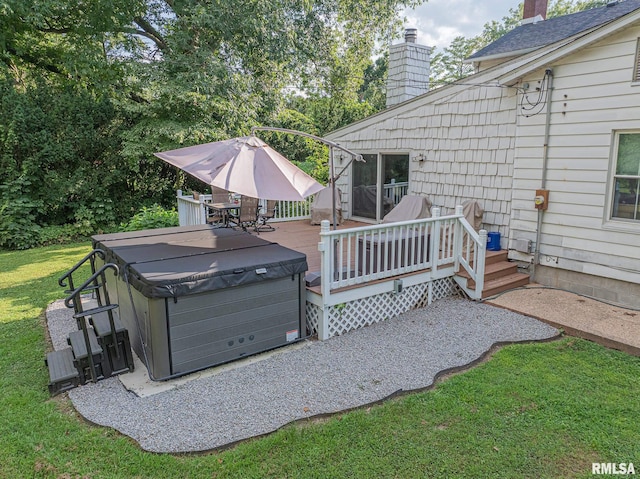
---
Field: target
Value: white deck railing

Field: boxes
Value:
[176,190,312,226]
[383,181,409,205]
[317,205,487,299]
[177,191,209,226]
[267,198,312,222]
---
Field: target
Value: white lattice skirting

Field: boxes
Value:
[306,278,459,340]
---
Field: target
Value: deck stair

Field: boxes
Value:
[456,250,529,299]
[46,255,134,396]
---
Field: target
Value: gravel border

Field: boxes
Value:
[47,297,558,453]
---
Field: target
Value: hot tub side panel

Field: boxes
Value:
[167,274,305,377]
[114,275,172,379]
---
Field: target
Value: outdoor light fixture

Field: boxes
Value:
[414,153,426,162]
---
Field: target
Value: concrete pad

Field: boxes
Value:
[485,284,640,356]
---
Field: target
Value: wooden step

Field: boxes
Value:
[482,272,531,298]
[485,249,508,266]
[467,249,508,267]
[46,348,81,396]
[462,261,518,286]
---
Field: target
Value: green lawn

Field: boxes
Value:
[1,243,639,478]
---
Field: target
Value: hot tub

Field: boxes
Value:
[92,225,308,380]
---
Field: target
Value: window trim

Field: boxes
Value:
[633,38,640,83]
[604,130,640,230]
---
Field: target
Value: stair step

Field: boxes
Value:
[468,249,507,267]
[90,309,126,338]
[485,249,509,265]
[68,329,102,359]
[482,272,530,298]
[463,261,518,286]
[63,283,102,296]
[46,349,81,396]
[88,309,135,376]
[73,303,118,320]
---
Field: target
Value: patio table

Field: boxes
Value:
[205,202,239,227]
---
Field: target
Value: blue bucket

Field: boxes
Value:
[487,232,501,251]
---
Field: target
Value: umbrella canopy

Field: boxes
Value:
[154,136,324,201]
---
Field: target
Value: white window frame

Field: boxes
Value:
[605,130,640,228]
[633,38,640,84]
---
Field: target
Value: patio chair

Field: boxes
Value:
[231,195,259,232]
[206,186,231,225]
[211,186,230,204]
[256,200,278,233]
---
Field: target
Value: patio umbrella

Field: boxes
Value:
[154,136,324,201]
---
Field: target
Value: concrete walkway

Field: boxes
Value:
[484,284,640,357]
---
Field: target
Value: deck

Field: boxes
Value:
[251,219,369,273]
[176,197,488,340]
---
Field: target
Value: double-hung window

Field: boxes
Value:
[611,132,640,221]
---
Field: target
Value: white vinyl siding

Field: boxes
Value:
[511,26,640,282]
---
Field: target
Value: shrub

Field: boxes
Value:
[0,179,43,250]
[120,204,179,232]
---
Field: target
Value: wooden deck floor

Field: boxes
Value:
[253,219,369,273]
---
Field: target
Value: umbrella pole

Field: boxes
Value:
[329,146,340,281]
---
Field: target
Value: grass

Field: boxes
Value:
[1,243,639,478]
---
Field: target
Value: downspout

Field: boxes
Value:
[532,68,553,276]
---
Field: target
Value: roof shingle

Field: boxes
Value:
[468,0,640,60]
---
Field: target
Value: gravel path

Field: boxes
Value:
[47,297,558,453]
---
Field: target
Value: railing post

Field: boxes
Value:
[177,190,186,226]
[476,229,488,299]
[199,195,207,224]
[430,207,441,274]
[454,205,463,272]
[317,220,332,340]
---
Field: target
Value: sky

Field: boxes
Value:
[402,0,521,51]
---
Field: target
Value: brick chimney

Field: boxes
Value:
[523,0,548,22]
[386,29,432,107]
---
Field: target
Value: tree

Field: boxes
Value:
[0,0,425,247]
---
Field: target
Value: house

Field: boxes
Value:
[326,0,640,310]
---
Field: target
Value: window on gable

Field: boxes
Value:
[611,133,640,221]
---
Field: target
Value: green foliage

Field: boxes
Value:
[430,36,484,86]
[119,204,179,232]
[0,176,42,249]
[0,0,424,249]
[35,224,93,246]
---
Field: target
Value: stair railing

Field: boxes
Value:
[64,263,120,383]
[58,249,107,308]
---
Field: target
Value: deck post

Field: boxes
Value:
[199,195,207,224]
[475,229,488,299]
[430,207,441,274]
[317,220,332,340]
[454,205,463,272]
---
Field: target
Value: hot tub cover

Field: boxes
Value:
[92,225,308,298]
